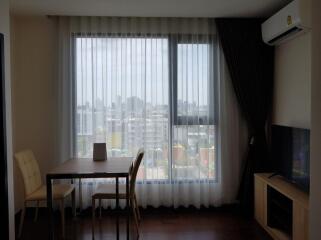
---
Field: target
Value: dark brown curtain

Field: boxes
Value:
[215,19,274,216]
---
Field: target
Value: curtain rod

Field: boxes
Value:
[46,15,211,19]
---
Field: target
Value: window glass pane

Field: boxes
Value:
[176,43,211,125]
[172,125,216,180]
[75,36,169,180]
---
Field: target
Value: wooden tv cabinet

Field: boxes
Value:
[254,173,309,240]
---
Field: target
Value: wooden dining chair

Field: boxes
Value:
[15,149,76,238]
[92,148,144,237]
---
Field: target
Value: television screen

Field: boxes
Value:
[271,125,310,193]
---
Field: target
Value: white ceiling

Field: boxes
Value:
[10,0,291,17]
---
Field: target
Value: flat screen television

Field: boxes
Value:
[271,124,310,193]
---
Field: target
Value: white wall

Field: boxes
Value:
[309,0,321,238]
[273,33,311,128]
[0,0,15,239]
[11,15,59,212]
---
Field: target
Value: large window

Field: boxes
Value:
[75,34,217,181]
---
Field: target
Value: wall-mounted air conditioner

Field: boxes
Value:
[262,0,311,46]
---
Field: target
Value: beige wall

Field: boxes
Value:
[1,0,15,238]
[310,0,321,238]
[272,1,321,237]
[11,16,59,212]
[273,33,311,128]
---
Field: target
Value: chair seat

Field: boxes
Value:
[93,184,129,199]
[26,184,75,201]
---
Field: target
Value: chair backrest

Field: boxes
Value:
[93,143,107,161]
[130,148,144,197]
[15,150,42,197]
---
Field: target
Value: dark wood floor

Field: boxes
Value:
[16,206,272,240]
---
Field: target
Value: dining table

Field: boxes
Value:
[46,157,133,240]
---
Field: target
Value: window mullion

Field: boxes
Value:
[168,35,177,182]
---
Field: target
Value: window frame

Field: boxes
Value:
[170,34,218,126]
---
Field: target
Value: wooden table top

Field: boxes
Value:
[47,157,133,178]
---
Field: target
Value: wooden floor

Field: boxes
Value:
[16,206,272,240]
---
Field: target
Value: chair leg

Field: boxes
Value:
[18,204,26,238]
[92,198,96,239]
[34,201,39,222]
[60,199,65,239]
[134,194,141,221]
[79,178,83,212]
[72,189,76,218]
[99,199,102,219]
[130,198,140,236]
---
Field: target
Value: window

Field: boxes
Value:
[172,36,217,180]
[74,34,217,181]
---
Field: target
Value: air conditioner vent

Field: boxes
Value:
[267,27,303,45]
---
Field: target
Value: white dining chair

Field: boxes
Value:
[15,149,76,238]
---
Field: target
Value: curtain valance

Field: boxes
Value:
[59,16,216,35]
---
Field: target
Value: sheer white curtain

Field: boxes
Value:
[57,17,246,208]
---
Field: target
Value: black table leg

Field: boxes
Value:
[116,177,119,240]
[46,175,54,240]
[79,178,83,214]
[126,176,129,240]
